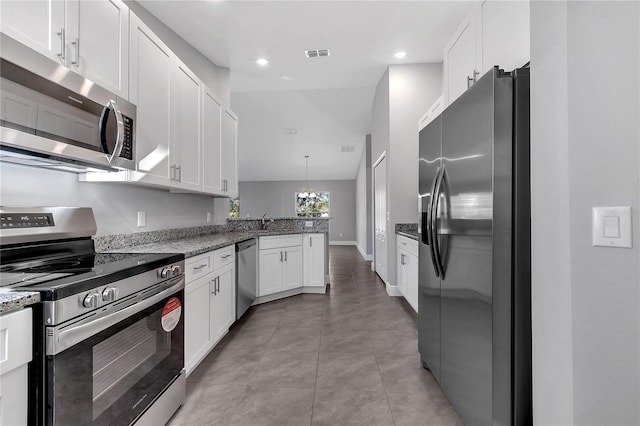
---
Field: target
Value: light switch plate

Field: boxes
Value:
[592,206,632,248]
[137,211,146,227]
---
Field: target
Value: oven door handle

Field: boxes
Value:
[47,277,184,356]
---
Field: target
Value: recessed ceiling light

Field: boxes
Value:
[256,58,269,66]
[394,51,407,59]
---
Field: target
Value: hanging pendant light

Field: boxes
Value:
[298,155,316,199]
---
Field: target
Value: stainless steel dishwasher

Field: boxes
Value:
[235,238,257,320]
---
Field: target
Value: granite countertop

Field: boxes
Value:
[0,290,40,314]
[397,230,419,241]
[102,229,327,258]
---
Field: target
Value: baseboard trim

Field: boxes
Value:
[302,285,327,294]
[253,285,327,305]
[355,244,373,261]
[386,283,402,297]
[329,240,356,246]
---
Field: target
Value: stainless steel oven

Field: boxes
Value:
[0,207,185,426]
[0,33,135,172]
[43,272,185,426]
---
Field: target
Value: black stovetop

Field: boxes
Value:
[0,238,183,300]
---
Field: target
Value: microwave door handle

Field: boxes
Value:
[48,277,184,356]
[99,100,125,164]
[431,166,446,278]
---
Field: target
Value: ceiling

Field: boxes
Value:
[139,1,476,181]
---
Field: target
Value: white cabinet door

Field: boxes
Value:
[129,13,173,187]
[203,87,223,194]
[0,0,66,64]
[481,0,530,74]
[283,245,303,290]
[211,263,235,344]
[173,59,202,192]
[405,252,418,313]
[185,273,213,375]
[259,248,284,296]
[304,233,325,288]
[397,248,408,298]
[221,109,238,196]
[68,0,129,98]
[443,6,482,106]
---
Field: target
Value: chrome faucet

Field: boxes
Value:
[261,213,267,229]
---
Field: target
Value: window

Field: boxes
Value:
[295,192,329,217]
[229,196,239,218]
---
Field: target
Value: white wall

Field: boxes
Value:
[0,163,226,235]
[371,63,443,285]
[238,180,356,243]
[356,134,372,258]
[531,1,640,424]
[126,0,231,106]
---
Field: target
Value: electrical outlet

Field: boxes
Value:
[305,221,313,227]
[206,212,212,223]
[137,211,146,227]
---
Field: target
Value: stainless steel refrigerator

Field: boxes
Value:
[418,66,531,426]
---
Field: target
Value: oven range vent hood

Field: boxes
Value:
[0,33,136,174]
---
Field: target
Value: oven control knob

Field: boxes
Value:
[159,267,171,278]
[83,292,100,309]
[102,287,119,302]
[171,265,182,276]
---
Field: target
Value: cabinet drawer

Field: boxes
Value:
[259,234,302,250]
[397,235,418,257]
[212,245,235,270]
[0,308,32,375]
[186,252,213,282]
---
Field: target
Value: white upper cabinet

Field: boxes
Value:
[221,109,238,196]
[481,0,530,75]
[1,0,129,99]
[444,6,482,106]
[172,59,202,192]
[0,0,66,64]
[203,88,223,194]
[129,13,173,187]
[67,0,129,98]
[444,0,530,106]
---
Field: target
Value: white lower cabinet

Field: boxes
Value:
[397,235,419,313]
[258,235,303,297]
[184,247,235,376]
[0,307,32,426]
[303,233,326,288]
[184,273,212,374]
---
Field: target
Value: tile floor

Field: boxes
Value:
[168,246,462,426]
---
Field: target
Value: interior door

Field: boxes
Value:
[438,69,495,426]
[418,115,442,381]
[373,155,387,283]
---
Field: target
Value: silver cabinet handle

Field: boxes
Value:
[280,251,283,262]
[57,28,65,60]
[71,38,79,66]
[310,236,312,247]
[193,263,208,270]
[211,277,217,295]
[400,254,405,265]
[221,254,232,259]
[216,276,220,293]
[467,75,474,89]
[467,69,480,88]
[284,251,287,261]
[171,165,176,181]
[176,165,182,182]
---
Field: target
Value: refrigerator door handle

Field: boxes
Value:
[431,166,446,278]
[427,166,442,277]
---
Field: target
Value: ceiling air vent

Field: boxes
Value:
[305,49,331,58]
[341,145,355,153]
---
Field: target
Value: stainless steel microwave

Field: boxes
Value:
[0,33,135,172]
